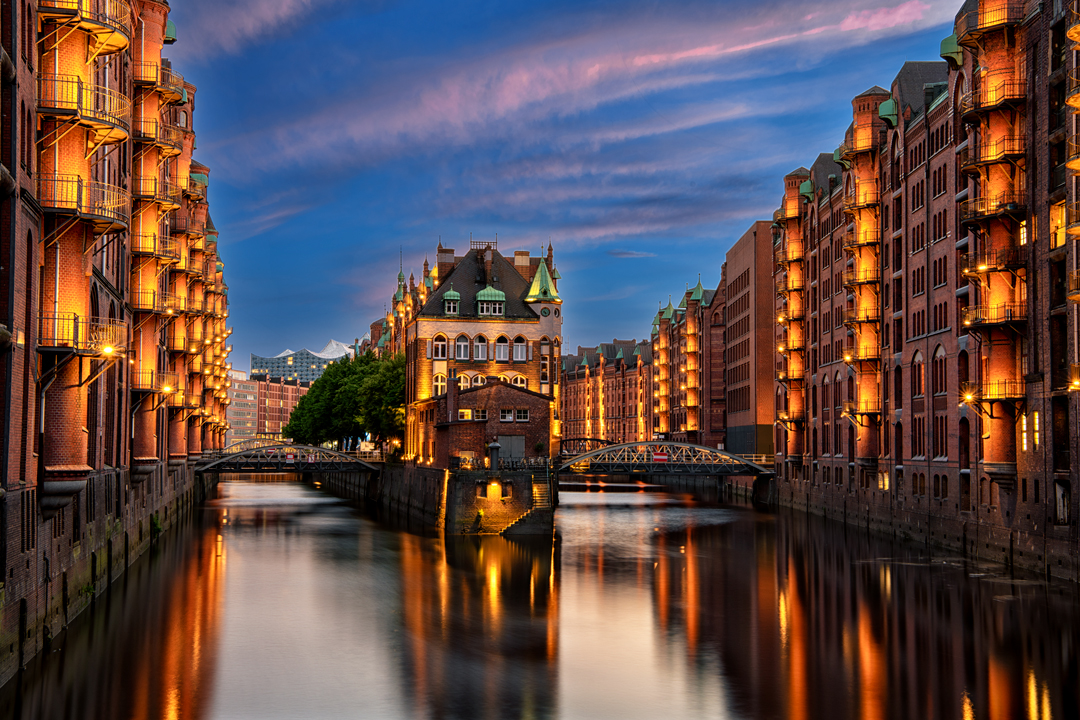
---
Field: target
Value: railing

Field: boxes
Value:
[185,393,201,409]
[843,306,879,325]
[132,118,183,153]
[190,355,203,373]
[37,74,131,137]
[959,135,1025,171]
[843,184,878,210]
[776,307,804,324]
[960,380,1024,402]
[775,203,799,221]
[130,290,159,313]
[838,134,876,158]
[776,274,805,293]
[776,369,804,385]
[133,62,185,101]
[159,67,185,98]
[37,0,131,43]
[38,312,126,354]
[842,229,880,250]
[130,369,157,392]
[776,337,805,355]
[955,2,1028,43]
[186,182,207,201]
[775,246,803,265]
[959,75,1027,115]
[133,176,181,206]
[36,174,130,227]
[130,232,178,260]
[960,247,1026,275]
[842,343,881,364]
[842,266,880,286]
[777,410,805,425]
[959,193,1025,223]
[166,332,187,352]
[171,213,205,236]
[161,293,186,315]
[961,303,1027,327]
[1069,7,1080,43]
[1067,271,1080,301]
[842,399,881,416]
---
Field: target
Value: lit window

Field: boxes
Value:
[459,375,471,389]
[458,409,473,421]
[433,374,446,395]
[474,375,486,386]
[1033,411,1039,449]
[513,337,527,361]
[500,409,513,422]
[516,409,529,422]
[456,336,470,360]
[512,376,527,389]
[474,336,487,360]
[495,337,509,361]
[433,335,447,359]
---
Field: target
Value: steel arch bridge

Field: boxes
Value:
[196,444,379,474]
[555,441,773,477]
[558,438,615,457]
[219,438,283,454]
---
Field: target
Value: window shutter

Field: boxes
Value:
[528,344,533,360]
[426,340,432,359]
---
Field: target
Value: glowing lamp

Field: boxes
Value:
[964,393,974,402]
[163,386,173,394]
[102,346,115,355]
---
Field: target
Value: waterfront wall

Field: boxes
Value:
[316,464,553,536]
[0,462,217,688]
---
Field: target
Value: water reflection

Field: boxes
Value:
[1,480,1078,720]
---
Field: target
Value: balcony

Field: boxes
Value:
[166,387,187,408]
[161,293,186,316]
[776,337,805,355]
[956,2,1027,46]
[838,134,875,159]
[842,228,880,251]
[843,305,879,326]
[842,184,879,212]
[132,176,182,210]
[775,246,803,266]
[130,290,159,314]
[776,307,805,324]
[38,313,126,356]
[185,393,201,409]
[959,135,1025,173]
[171,213,205,237]
[37,0,131,56]
[185,180,207,202]
[842,343,881,365]
[842,266,881,287]
[166,332,187,353]
[775,203,799,221]
[190,355,203,374]
[959,193,1026,225]
[960,247,1026,276]
[962,303,1027,328]
[960,380,1024,403]
[959,74,1027,117]
[842,399,881,417]
[1067,68,1080,111]
[130,232,178,262]
[776,368,805,386]
[133,62,186,104]
[37,74,130,145]
[777,410,805,427]
[1069,7,1080,44]
[132,118,183,158]
[776,274,805,295]
[1067,272,1080,303]
[37,174,129,232]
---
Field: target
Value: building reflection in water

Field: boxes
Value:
[0,516,226,720]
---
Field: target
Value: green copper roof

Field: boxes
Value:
[476,284,506,302]
[940,33,962,69]
[394,288,403,302]
[164,20,177,44]
[662,300,675,319]
[551,265,561,280]
[524,261,561,303]
[633,345,641,356]
[678,294,687,309]
[397,269,405,282]
[614,347,623,360]
[190,172,208,186]
[216,261,224,272]
[690,278,704,301]
[424,276,433,289]
[878,97,898,128]
[580,354,589,367]
[799,179,814,200]
[442,283,460,301]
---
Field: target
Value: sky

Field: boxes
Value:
[163,0,959,368]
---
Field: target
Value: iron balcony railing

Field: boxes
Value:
[38,312,126,355]
[843,305,879,325]
[130,290,158,313]
[776,274,805,294]
[838,134,875,158]
[37,0,131,52]
[132,118,184,155]
[776,336,805,355]
[776,307,805,324]
[842,399,881,416]
[960,247,1026,276]
[959,135,1025,172]
[775,246,803,266]
[130,232,179,261]
[130,369,157,392]
[777,410,805,426]
[166,332,188,352]
[36,174,129,229]
[842,228,880,250]
[1069,7,1080,44]
[171,213,205,237]
[1067,68,1080,111]
[132,176,182,207]
[190,355,203,373]
[185,181,207,201]
[959,74,1027,116]
[955,2,1027,44]
[37,73,131,140]
[842,343,881,364]
[133,62,185,103]
[161,293,186,315]
[842,184,879,211]
[1067,271,1080,302]
[959,192,1026,223]
[960,380,1024,403]
[842,266,881,287]
[961,303,1027,327]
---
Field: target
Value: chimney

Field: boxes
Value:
[484,248,494,281]
[437,246,455,278]
[514,251,530,278]
[447,369,458,422]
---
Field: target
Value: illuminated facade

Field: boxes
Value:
[382,239,562,464]
[0,1,232,681]
[772,0,1080,576]
[559,339,654,444]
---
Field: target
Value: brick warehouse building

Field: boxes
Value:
[559,339,654,444]
[0,2,232,680]
[771,0,1080,578]
[377,239,563,465]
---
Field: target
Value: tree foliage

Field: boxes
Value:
[282,352,405,447]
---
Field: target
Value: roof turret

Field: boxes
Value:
[524,259,561,303]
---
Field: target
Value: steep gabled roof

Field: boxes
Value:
[418,249,538,320]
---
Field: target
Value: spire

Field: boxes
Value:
[524,257,561,304]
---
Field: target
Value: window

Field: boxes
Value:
[458,375,470,389]
[512,376,528,389]
[474,375,486,386]
[445,299,459,315]
[479,301,504,316]
[495,336,509,361]
[474,336,487,360]
[513,337,527,361]
[455,335,470,360]
[500,409,514,422]
[458,409,472,421]
[433,374,446,395]
[433,335,447,359]
[516,409,529,422]
[475,409,487,421]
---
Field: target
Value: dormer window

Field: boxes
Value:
[442,284,461,316]
[479,301,503,316]
[445,299,458,315]
[476,284,506,315]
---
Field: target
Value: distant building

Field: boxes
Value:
[250,339,359,382]
[560,340,654,444]
[249,374,312,440]
[225,370,258,446]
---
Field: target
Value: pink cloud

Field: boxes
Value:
[840,0,931,32]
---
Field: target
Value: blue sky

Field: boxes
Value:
[165,0,957,367]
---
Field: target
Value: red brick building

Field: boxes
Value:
[559,339,654,444]
[250,374,311,440]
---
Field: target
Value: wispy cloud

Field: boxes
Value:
[170,0,340,58]
[608,250,657,258]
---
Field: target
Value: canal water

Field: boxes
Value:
[1,476,1078,720]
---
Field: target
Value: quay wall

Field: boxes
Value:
[0,462,218,688]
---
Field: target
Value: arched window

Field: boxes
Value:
[474,374,486,386]
[512,376,527,389]
[455,335,470,360]
[932,346,947,395]
[432,334,447,360]
[495,336,510,362]
[894,365,903,409]
[912,351,924,397]
[513,336,527,361]
[458,374,471,389]
[433,374,446,396]
[834,372,842,408]
[497,374,509,383]
[474,335,487,361]
[178,110,188,128]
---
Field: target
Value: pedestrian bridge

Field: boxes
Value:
[196,444,379,474]
[556,441,773,477]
